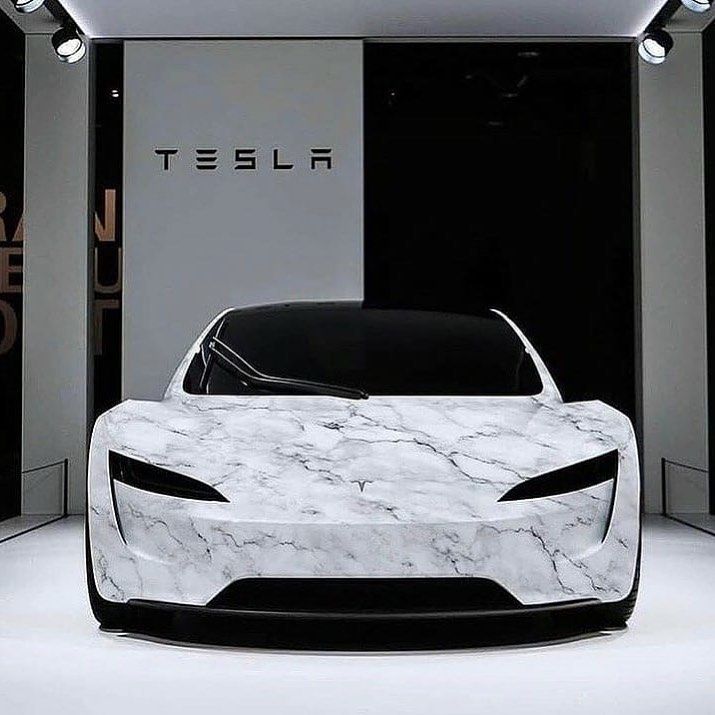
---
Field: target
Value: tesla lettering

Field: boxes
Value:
[153,147,333,172]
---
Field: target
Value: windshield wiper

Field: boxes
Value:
[207,337,369,400]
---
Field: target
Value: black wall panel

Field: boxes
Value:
[93,43,124,418]
[0,13,24,520]
[365,43,636,420]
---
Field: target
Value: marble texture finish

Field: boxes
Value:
[88,310,640,610]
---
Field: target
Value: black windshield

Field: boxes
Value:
[184,303,543,397]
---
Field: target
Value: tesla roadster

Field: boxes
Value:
[86,302,640,644]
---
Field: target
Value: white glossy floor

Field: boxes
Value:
[0,516,713,715]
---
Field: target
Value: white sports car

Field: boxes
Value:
[87,302,640,645]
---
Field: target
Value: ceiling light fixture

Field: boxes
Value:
[638,29,674,65]
[637,0,683,65]
[52,23,86,64]
[13,0,45,12]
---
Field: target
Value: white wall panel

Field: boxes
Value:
[23,36,89,514]
[639,33,709,512]
[123,41,363,400]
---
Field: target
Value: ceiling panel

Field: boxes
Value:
[57,0,671,40]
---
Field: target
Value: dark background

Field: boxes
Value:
[365,43,636,421]
[93,43,124,418]
[0,12,24,521]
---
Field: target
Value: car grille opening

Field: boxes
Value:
[206,578,522,615]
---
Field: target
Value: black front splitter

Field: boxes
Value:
[114,597,626,650]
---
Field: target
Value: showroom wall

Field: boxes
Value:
[639,31,709,513]
[122,41,364,400]
[22,35,90,514]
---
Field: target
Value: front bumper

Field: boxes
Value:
[88,437,640,610]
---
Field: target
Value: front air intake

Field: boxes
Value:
[498,450,618,502]
[108,451,228,502]
[207,578,522,616]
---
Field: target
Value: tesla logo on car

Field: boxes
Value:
[153,147,333,173]
[353,480,370,493]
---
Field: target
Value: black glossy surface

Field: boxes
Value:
[116,596,626,650]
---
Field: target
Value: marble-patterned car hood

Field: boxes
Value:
[100,393,630,526]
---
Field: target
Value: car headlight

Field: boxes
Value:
[498,449,618,502]
[108,451,228,502]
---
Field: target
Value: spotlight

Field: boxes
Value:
[638,29,674,65]
[52,24,86,64]
[681,0,711,12]
[13,0,45,12]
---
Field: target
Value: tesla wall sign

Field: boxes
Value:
[154,147,334,172]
